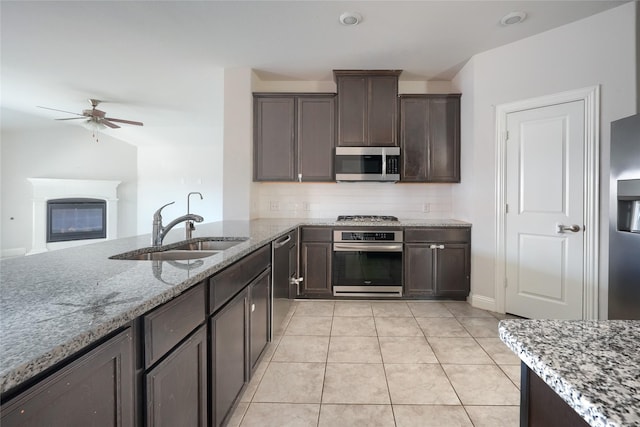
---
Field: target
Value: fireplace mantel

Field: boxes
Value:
[27,178,121,254]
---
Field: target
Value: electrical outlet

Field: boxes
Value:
[269,201,280,211]
[422,203,430,213]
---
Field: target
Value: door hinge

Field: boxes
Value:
[505,204,509,214]
[504,130,509,142]
[504,278,508,288]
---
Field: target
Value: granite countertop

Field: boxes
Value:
[0,217,470,394]
[499,319,640,427]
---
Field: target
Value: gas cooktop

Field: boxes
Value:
[336,215,399,222]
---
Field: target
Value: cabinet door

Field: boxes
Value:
[403,243,435,297]
[249,270,271,372]
[298,96,335,181]
[254,96,296,181]
[145,326,207,427]
[434,243,470,297]
[427,96,460,182]
[400,97,429,181]
[211,290,248,427]
[1,328,134,427]
[300,242,332,296]
[336,76,368,146]
[368,76,398,146]
[400,95,461,182]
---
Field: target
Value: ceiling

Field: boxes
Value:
[0,1,629,146]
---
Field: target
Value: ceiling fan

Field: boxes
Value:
[37,99,144,129]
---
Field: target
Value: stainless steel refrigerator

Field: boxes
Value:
[609,113,640,319]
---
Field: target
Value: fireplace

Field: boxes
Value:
[27,178,121,254]
[47,198,107,242]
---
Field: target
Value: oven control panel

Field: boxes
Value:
[334,230,403,243]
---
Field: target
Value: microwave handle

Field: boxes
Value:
[382,152,387,176]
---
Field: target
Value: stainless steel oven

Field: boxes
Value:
[332,229,403,297]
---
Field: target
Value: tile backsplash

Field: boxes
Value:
[254,183,453,219]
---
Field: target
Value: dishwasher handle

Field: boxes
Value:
[273,234,292,248]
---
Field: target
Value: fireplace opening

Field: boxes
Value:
[47,198,107,243]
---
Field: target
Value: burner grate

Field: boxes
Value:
[336,215,399,222]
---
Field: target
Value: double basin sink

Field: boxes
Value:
[110,238,248,261]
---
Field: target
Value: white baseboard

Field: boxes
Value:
[1,247,27,259]
[468,294,497,313]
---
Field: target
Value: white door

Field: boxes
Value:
[505,101,585,319]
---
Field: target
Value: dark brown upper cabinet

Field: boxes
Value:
[400,94,461,182]
[253,93,335,182]
[334,70,401,147]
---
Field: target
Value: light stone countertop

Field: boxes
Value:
[499,319,640,427]
[0,217,470,394]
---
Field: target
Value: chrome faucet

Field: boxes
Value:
[152,201,203,246]
[186,192,203,239]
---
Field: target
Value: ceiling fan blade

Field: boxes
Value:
[104,117,143,126]
[98,119,120,129]
[37,106,83,116]
[100,119,121,129]
[55,117,86,121]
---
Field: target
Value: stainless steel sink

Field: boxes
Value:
[110,249,220,261]
[109,237,247,261]
[171,238,247,251]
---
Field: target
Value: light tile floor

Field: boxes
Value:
[228,300,522,427]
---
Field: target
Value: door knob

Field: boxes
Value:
[557,224,581,233]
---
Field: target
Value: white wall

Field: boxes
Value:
[451,2,637,318]
[221,68,255,221]
[0,122,137,255]
[136,129,224,234]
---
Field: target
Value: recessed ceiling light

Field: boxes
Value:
[339,12,362,26]
[500,11,527,26]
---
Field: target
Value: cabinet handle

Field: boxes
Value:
[298,173,302,183]
[429,244,445,250]
[251,303,255,312]
[290,277,304,295]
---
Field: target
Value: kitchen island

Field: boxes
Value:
[0,217,470,395]
[499,319,640,427]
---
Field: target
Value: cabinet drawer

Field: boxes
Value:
[144,284,206,368]
[404,227,470,243]
[300,227,332,242]
[209,245,271,314]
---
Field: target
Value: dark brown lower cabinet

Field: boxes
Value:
[211,289,248,427]
[404,242,470,299]
[145,325,207,427]
[0,328,135,427]
[521,363,590,427]
[404,243,436,297]
[249,270,271,373]
[299,241,332,297]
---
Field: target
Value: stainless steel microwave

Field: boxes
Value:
[335,146,400,182]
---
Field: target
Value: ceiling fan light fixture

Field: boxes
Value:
[82,119,106,131]
[339,12,362,26]
[500,11,527,26]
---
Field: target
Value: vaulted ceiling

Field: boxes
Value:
[0,1,629,146]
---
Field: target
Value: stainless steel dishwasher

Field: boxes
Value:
[271,230,301,339]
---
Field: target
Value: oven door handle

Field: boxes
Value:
[333,243,403,252]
